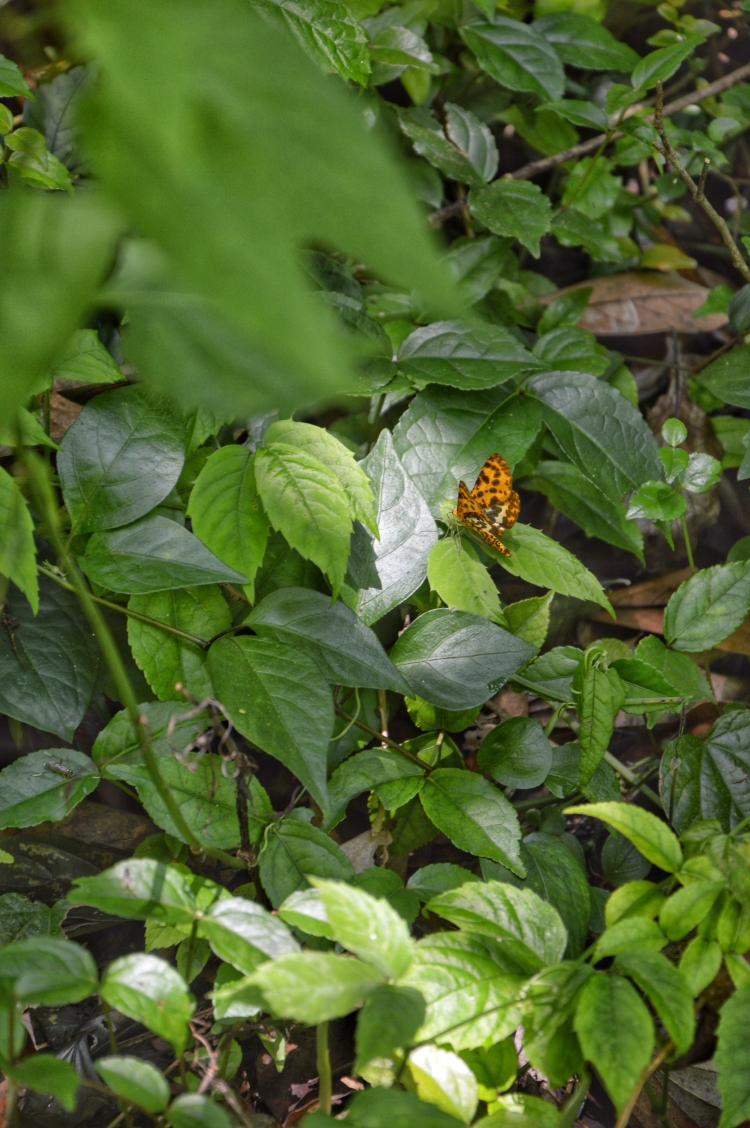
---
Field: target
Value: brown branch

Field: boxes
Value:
[509,59,750,182]
[613,1041,674,1128]
[652,79,750,285]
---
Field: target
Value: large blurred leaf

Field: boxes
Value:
[0,189,119,421]
[0,466,38,613]
[66,0,456,416]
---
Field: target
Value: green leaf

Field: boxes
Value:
[477,717,552,789]
[546,742,619,802]
[107,754,240,849]
[127,585,230,701]
[0,749,99,831]
[65,1,456,419]
[208,635,333,813]
[469,180,552,258]
[459,1038,517,1102]
[53,328,123,384]
[574,972,654,1112]
[534,325,609,376]
[534,13,639,70]
[259,0,370,85]
[504,593,553,650]
[397,320,544,390]
[522,461,644,559]
[460,18,565,101]
[0,52,31,97]
[662,714,750,833]
[631,36,704,92]
[544,99,607,130]
[408,1044,478,1124]
[0,467,38,613]
[0,936,97,1007]
[421,770,524,875]
[69,858,207,924]
[5,127,72,191]
[715,979,750,1128]
[401,932,523,1051]
[601,834,650,884]
[679,936,722,996]
[80,514,248,593]
[0,572,101,741]
[246,588,409,692]
[258,817,354,907]
[664,562,750,652]
[389,608,535,710]
[611,656,681,716]
[371,25,435,71]
[427,879,566,971]
[58,386,185,534]
[356,984,426,1072]
[536,286,593,334]
[92,700,210,767]
[397,109,485,188]
[521,961,593,1086]
[394,386,542,516]
[95,1055,170,1113]
[427,538,505,623]
[527,371,661,505]
[198,896,299,974]
[565,801,683,873]
[187,446,270,601]
[613,948,695,1054]
[245,950,384,1023]
[326,748,424,830]
[0,406,60,452]
[100,952,192,1053]
[574,666,624,785]
[695,343,750,409]
[485,832,591,959]
[495,523,612,615]
[626,480,686,523]
[9,1055,79,1112]
[680,452,722,494]
[605,881,665,927]
[659,881,724,941]
[519,646,581,703]
[312,878,414,978]
[278,887,334,939]
[551,209,623,263]
[0,894,66,945]
[0,189,118,421]
[166,1093,232,1128]
[446,103,499,183]
[343,429,438,625]
[255,442,351,596]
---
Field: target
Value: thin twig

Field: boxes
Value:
[614,1041,674,1128]
[334,707,426,769]
[653,79,750,285]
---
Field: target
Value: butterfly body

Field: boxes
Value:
[452,453,519,558]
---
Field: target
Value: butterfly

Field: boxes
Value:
[452,453,520,558]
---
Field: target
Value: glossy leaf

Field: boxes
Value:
[260,0,370,85]
[0,466,38,613]
[100,952,192,1053]
[0,749,99,831]
[69,858,204,924]
[95,1055,170,1114]
[408,1044,478,1123]
[397,319,544,390]
[313,878,414,978]
[445,103,498,182]
[613,948,695,1054]
[421,770,524,875]
[469,180,552,258]
[166,1094,231,1128]
[460,19,565,102]
[198,896,299,974]
[664,562,750,652]
[534,13,639,70]
[246,950,384,1023]
[258,818,355,907]
[477,717,552,789]
[496,523,612,614]
[0,936,98,1006]
[566,802,683,873]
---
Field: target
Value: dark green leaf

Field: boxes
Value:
[545,742,620,802]
[0,466,38,613]
[397,319,544,390]
[167,1093,232,1128]
[574,665,624,784]
[246,587,409,693]
[695,343,750,409]
[92,700,209,767]
[53,329,123,384]
[477,717,552,789]
[601,833,650,885]
[544,99,607,130]
[258,0,370,85]
[626,480,686,522]
[407,863,480,903]
[631,37,704,92]
[208,636,333,813]
[664,562,750,652]
[58,386,185,534]
[10,1056,79,1112]
[613,948,695,1055]
[469,180,552,258]
[551,209,623,263]
[460,19,565,101]
[522,961,593,1086]
[95,1055,170,1114]
[22,65,89,170]
[0,894,66,945]
[343,430,438,625]
[534,13,639,70]
[326,748,424,830]
[421,769,524,874]
[0,573,101,741]
[0,936,98,1006]
[445,103,498,182]
[662,713,750,832]
[397,109,485,187]
[389,608,535,709]
[0,749,99,831]
[518,646,581,703]
[258,817,354,907]
[356,984,426,1072]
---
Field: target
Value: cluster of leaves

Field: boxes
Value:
[4,0,750,1125]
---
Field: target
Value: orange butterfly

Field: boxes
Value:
[453,453,520,558]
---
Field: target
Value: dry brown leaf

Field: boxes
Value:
[49,390,82,442]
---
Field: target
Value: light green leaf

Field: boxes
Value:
[166,1093,232,1128]
[408,1044,479,1123]
[259,0,370,85]
[58,386,186,534]
[187,445,269,602]
[421,769,525,875]
[631,36,704,92]
[575,666,624,784]
[255,441,351,596]
[246,587,409,692]
[198,896,299,974]
[390,608,534,710]
[494,523,612,615]
[0,52,31,97]
[69,858,208,924]
[100,952,192,1054]
[679,936,722,996]
[245,950,384,1023]
[574,972,654,1112]
[0,749,100,831]
[715,979,750,1128]
[343,429,438,625]
[345,1088,466,1128]
[92,700,210,768]
[9,1056,79,1112]
[460,18,565,101]
[695,343,750,409]
[312,878,414,978]
[53,328,123,384]
[613,948,695,1054]
[566,801,683,873]
[659,881,725,941]
[504,593,552,650]
[208,635,332,814]
[0,466,38,613]
[355,984,426,1073]
[397,320,544,390]
[427,538,505,623]
[95,1055,170,1113]
[0,936,98,1006]
[664,562,750,652]
[469,180,552,258]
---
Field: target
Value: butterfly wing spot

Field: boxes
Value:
[452,457,517,557]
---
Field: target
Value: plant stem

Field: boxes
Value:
[334,707,426,769]
[614,1042,673,1128]
[681,515,696,573]
[559,1068,591,1128]
[5,1077,18,1128]
[316,1021,332,1116]
[603,751,663,807]
[183,921,199,983]
[23,453,242,871]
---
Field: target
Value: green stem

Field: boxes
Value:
[183,921,199,983]
[335,708,427,769]
[316,1021,332,1116]
[603,751,663,807]
[24,453,242,871]
[681,514,696,572]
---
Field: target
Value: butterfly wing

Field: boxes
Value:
[453,477,513,557]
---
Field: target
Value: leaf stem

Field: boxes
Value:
[316,1021,332,1116]
[23,453,243,871]
[681,515,696,573]
[334,707,427,769]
